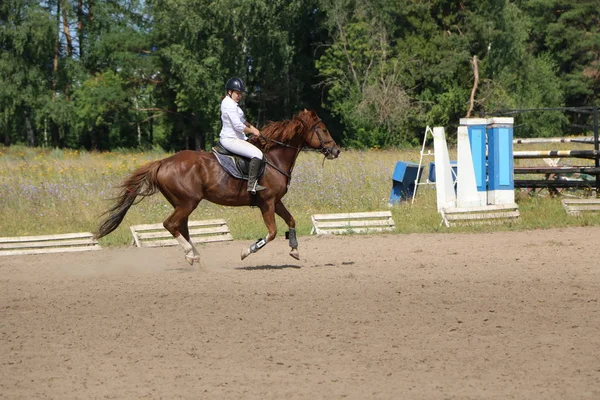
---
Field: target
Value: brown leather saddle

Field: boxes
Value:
[211,142,265,180]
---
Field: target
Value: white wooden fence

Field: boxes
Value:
[310,211,396,235]
[0,232,101,256]
[440,204,520,227]
[130,219,233,247]
[562,198,600,216]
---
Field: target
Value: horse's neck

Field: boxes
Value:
[266,145,300,174]
[264,133,305,174]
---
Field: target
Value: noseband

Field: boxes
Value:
[307,119,336,157]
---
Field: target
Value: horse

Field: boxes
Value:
[95,109,341,264]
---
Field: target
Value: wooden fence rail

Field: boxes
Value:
[310,211,396,235]
[0,232,101,256]
[130,219,233,248]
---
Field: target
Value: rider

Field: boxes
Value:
[219,77,266,193]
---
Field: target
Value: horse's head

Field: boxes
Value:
[296,110,341,159]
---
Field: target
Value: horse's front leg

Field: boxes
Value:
[275,200,299,260]
[241,201,277,260]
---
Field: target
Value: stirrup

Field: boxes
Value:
[248,182,266,194]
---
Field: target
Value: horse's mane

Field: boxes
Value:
[252,110,317,152]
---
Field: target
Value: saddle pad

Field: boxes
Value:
[212,149,247,180]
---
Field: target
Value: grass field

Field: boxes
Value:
[1,142,600,246]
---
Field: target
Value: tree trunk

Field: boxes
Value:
[194,131,205,151]
[24,108,35,146]
[77,0,84,59]
[61,0,74,56]
[466,55,479,118]
[51,0,61,147]
[134,96,142,146]
[149,116,154,145]
[89,127,98,150]
[3,130,11,146]
[89,0,94,23]
[51,123,60,148]
[52,0,60,100]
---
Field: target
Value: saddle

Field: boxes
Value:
[211,142,266,180]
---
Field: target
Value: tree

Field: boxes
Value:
[522,0,599,106]
[0,1,55,146]
[316,0,417,147]
[69,0,157,149]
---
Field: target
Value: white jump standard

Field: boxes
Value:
[433,119,519,227]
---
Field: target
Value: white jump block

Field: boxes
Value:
[0,232,101,256]
[130,219,233,248]
[561,199,600,216]
[440,204,520,227]
[310,211,396,235]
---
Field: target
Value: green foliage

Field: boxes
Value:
[0,0,597,150]
[523,0,600,105]
[316,3,417,147]
[0,0,55,145]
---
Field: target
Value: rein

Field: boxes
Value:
[259,135,302,182]
[263,157,292,179]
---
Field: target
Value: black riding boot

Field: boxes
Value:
[248,157,266,193]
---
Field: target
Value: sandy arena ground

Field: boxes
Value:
[1,227,600,399]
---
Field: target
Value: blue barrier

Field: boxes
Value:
[389,161,423,204]
[428,161,458,184]
[487,117,514,204]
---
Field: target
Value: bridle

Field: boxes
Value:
[259,119,335,154]
[305,119,337,158]
[258,118,337,179]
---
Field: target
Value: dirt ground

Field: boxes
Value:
[1,227,599,399]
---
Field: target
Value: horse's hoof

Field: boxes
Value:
[289,249,300,260]
[241,248,251,260]
[185,253,200,265]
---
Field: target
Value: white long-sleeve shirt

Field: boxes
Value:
[219,95,247,140]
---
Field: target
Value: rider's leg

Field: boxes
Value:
[247,157,266,193]
[219,138,266,193]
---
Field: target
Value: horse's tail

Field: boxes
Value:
[95,160,162,239]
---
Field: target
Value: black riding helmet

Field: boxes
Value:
[225,77,247,93]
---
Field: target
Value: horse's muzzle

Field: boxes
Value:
[323,146,341,159]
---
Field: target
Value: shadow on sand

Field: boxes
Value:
[237,264,301,271]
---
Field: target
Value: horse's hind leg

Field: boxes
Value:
[177,214,202,264]
[275,200,299,260]
[163,202,201,265]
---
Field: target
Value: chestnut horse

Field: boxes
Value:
[95,110,340,264]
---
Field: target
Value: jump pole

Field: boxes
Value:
[513,137,597,144]
[514,150,600,159]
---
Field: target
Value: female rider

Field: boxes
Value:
[219,77,266,193]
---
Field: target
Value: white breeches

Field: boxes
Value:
[220,137,263,159]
